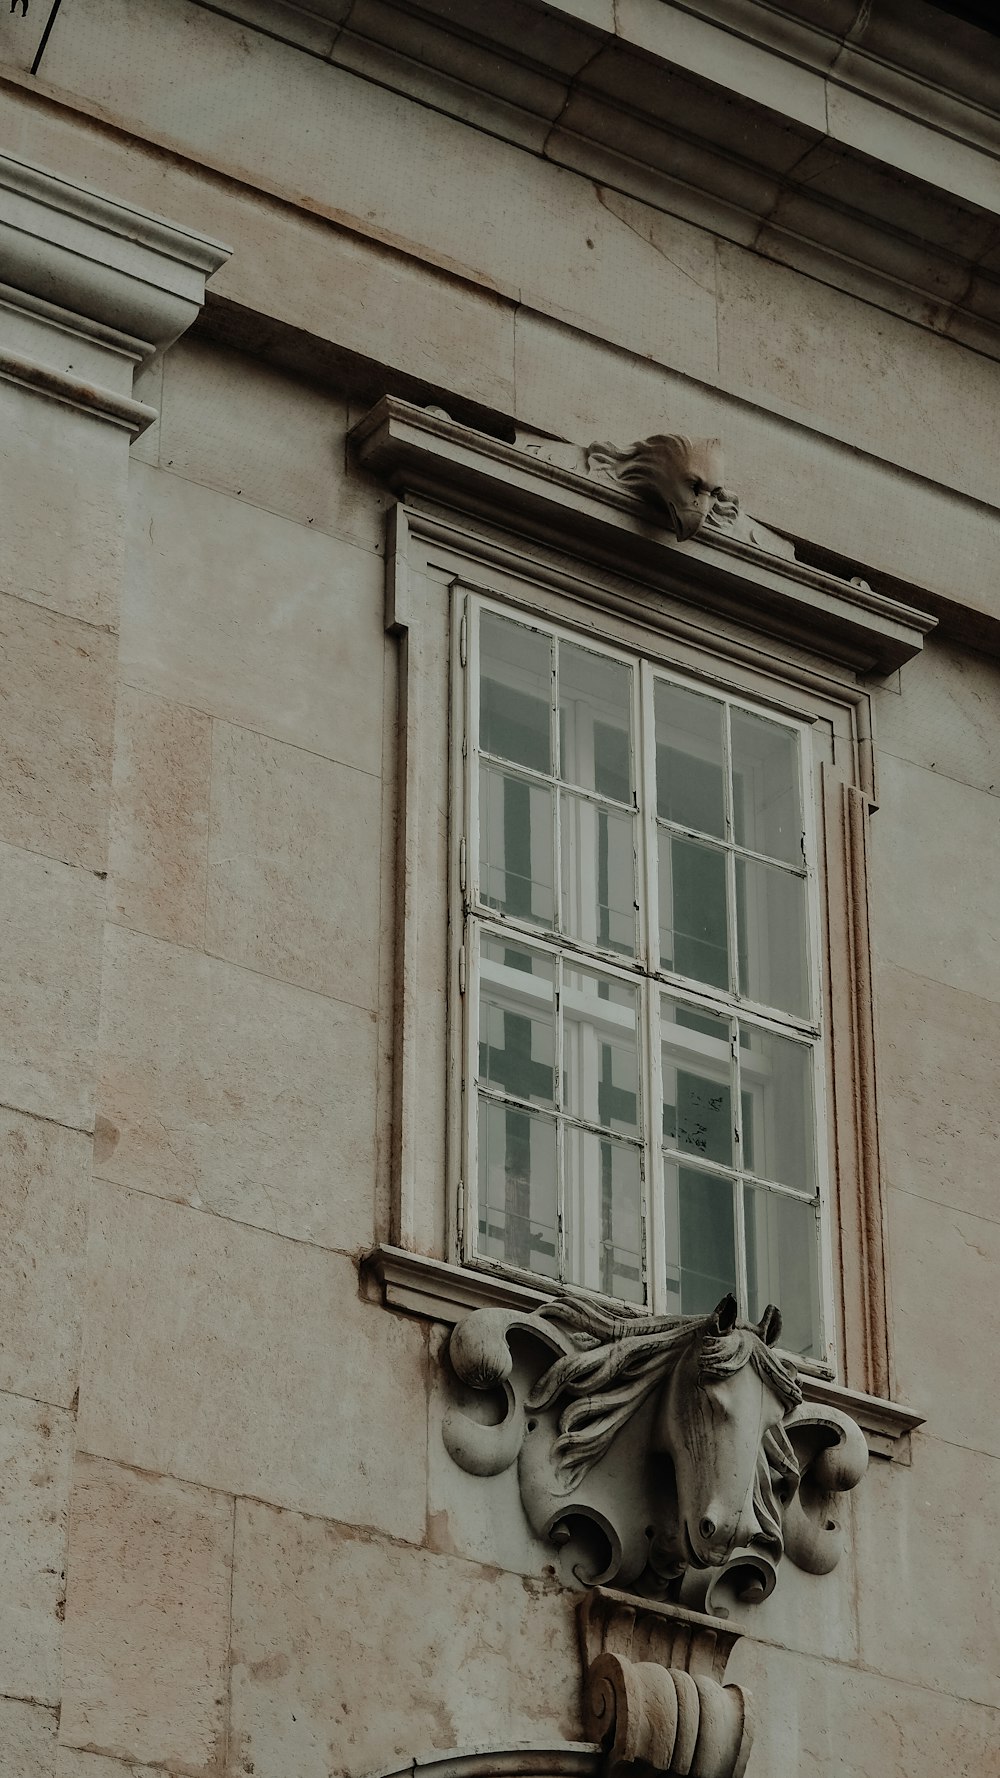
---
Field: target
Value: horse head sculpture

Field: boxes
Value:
[443,1291,867,1607]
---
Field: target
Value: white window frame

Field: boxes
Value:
[459,590,837,1372]
[356,394,934,1449]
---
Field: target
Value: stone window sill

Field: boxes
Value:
[365,1243,924,1463]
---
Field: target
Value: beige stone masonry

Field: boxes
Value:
[0,1394,73,1708]
[78,1182,428,1538]
[0,1109,90,1407]
[95,926,378,1249]
[230,1501,581,1778]
[59,1457,233,1771]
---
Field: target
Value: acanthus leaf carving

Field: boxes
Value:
[442,1292,868,1606]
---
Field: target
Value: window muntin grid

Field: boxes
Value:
[464,595,831,1366]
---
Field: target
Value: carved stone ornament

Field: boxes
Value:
[443,1293,868,1609]
[520,432,795,558]
[579,1588,755,1778]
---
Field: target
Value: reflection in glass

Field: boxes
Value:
[661,998,733,1166]
[563,967,640,1135]
[735,856,809,1017]
[559,642,632,802]
[565,1130,643,1303]
[731,709,802,865]
[561,793,637,955]
[658,830,729,988]
[654,681,726,837]
[663,1161,738,1315]
[738,1025,815,1190]
[479,937,555,1109]
[478,1095,558,1277]
[479,612,551,772]
[744,1185,821,1358]
[479,763,554,927]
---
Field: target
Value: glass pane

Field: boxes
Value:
[663,1160,738,1316]
[559,642,632,802]
[563,966,640,1135]
[561,791,637,956]
[477,1095,557,1278]
[479,763,554,927]
[661,997,733,1166]
[732,709,802,865]
[565,1130,643,1303]
[478,937,555,1109]
[738,1024,815,1190]
[479,611,552,773]
[654,681,726,838]
[744,1185,821,1359]
[658,829,729,988]
[736,856,809,1017]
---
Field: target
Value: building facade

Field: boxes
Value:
[0,1,998,1774]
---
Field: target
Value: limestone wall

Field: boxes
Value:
[0,3,998,1775]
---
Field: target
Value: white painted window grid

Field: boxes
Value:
[457,588,836,1375]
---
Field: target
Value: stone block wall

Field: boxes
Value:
[0,3,998,1775]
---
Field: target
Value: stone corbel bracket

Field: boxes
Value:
[443,1293,869,1607]
[580,1589,754,1778]
[0,150,230,433]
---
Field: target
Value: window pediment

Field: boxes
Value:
[352,398,935,676]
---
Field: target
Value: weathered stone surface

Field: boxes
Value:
[870,752,1000,1004]
[0,591,115,872]
[41,0,719,381]
[0,1395,72,1708]
[725,1638,1000,1777]
[56,1753,165,1778]
[0,1698,58,1778]
[123,465,385,771]
[107,686,211,948]
[854,1432,1000,1708]
[95,925,378,1249]
[0,381,126,629]
[230,1501,581,1778]
[874,640,1000,798]
[887,1184,1000,1458]
[78,1184,428,1538]
[716,243,1000,508]
[877,964,1000,1224]
[206,723,382,1008]
[0,842,103,1129]
[60,1457,232,1772]
[155,337,387,554]
[0,1109,89,1407]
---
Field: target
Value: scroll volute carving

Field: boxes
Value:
[443,1293,868,1606]
[579,1590,754,1778]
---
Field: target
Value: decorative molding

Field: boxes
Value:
[0,150,230,428]
[197,0,1000,361]
[353,399,936,674]
[367,1245,923,1459]
[579,1591,754,1778]
[438,1290,870,1602]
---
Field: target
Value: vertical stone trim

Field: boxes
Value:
[842,780,894,1398]
[0,147,228,1725]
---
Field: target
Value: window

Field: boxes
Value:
[358,397,932,1416]
[463,598,829,1363]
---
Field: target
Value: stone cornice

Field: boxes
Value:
[352,398,936,674]
[0,150,230,430]
[201,0,1000,355]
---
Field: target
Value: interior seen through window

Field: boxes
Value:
[464,597,828,1364]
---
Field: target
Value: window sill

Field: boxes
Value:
[365,1243,925,1462]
